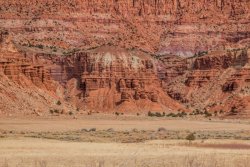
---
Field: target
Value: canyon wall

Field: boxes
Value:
[37,46,184,112]
[0,0,249,55]
[0,1,249,117]
[0,39,184,113]
[164,48,250,117]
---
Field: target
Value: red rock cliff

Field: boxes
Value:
[0,0,249,55]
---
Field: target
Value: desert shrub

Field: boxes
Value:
[54,109,59,114]
[176,113,183,117]
[181,111,187,116]
[148,111,154,117]
[204,110,212,117]
[230,106,238,115]
[132,128,138,132]
[49,109,54,114]
[69,111,73,115]
[193,109,203,115]
[155,112,162,117]
[148,112,167,117]
[186,133,196,143]
[81,128,88,132]
[37,44,43,49]
[205,112,212,117]
[136,113,140,116]
[115,112,120,116]
[107,128,114,132]
[167,113,175,117]
[56,100,61,105]
[158,127,167,132]
[50,109,59,114]
[219,109,224,114]
[89,128,96,132]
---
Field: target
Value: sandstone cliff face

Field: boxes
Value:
[0,1,249,117]
[0,0,249,55]
[1,0,249,18]
[0,51,61,115]
[41,46,184,112]
[0,52,50,88]
[0,40,185,113]
[164,48,250,117]
[193,49,248,70]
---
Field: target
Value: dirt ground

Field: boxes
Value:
[0,116,250,167]
[0,116,250,132]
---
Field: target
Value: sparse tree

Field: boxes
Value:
[186,133,196,144]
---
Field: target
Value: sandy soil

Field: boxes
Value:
[0,116,250,132]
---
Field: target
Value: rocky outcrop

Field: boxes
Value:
[75,47,160,104]
[156,54,187,81]
[184,49,249,87]
[44,46,184,112]
[222,68,250,92]
[0,52,51,88]
[0,45,185,113]
[164,48,250,117]
[193,49,249,70]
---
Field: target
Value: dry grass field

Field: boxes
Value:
[0,138,249,167]
[0,116,249,167]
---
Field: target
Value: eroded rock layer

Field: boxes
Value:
[163,48,250,117]
[0,0,249,56]
[44,46,184,112]
[0,1,249,117]
[0,42,184,113]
